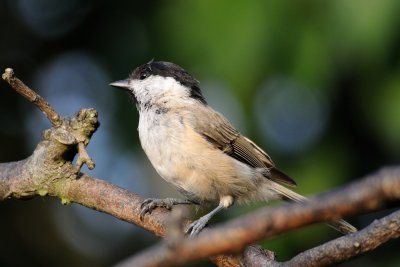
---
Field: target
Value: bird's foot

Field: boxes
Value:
[140,198,193,221]
[140,198,173,220]
[185,217,209,237]
[185,203,226,236]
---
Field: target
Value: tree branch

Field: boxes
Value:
[116,167,400,267]
[2,68,61,126]
[0,68,166,235]
[242,245,277,267]
[284,209,400,266]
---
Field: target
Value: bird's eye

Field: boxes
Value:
[139,71,148,80]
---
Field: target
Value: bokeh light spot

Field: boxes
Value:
[254,78,329,155]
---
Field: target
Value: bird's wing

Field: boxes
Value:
[193,108,297,186]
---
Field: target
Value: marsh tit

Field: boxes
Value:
[110,61,356,236]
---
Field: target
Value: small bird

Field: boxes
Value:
[110,61,356,236]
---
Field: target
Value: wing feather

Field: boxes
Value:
[193,107,297,186]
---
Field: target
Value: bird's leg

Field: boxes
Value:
[186,195,233,237]
[186,203,224,237]
[140,198,196,220]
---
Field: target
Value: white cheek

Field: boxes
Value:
[131,76,188,103]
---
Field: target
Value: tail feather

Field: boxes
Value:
[268,181,357,234]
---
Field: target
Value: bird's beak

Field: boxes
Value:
[109,79,130,90]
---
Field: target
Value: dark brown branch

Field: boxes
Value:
[212,210,400,267]
[284,209,400,266]
[2,68,61,126]
[117,167,400,267]
[59,173,169,236]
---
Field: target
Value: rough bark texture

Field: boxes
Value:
[284,209,400,266]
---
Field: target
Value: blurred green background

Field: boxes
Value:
[0,0,399,266]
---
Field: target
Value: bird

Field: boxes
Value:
[110,60,357,236]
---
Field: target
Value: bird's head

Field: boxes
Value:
[110,61,206,111]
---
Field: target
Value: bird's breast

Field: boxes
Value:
[138,111,187,181]
[137,110,258,203]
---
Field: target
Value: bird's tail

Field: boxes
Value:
[268,181,357,234]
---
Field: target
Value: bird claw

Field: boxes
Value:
[139,198,173,221]
[185,218,208,237]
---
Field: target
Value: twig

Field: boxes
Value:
[283,209,400,267]
[2,68,61,126]
[116,167,400,267]
[164,207,188,247]
[1,68,98,172]
[76,142,95,170]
